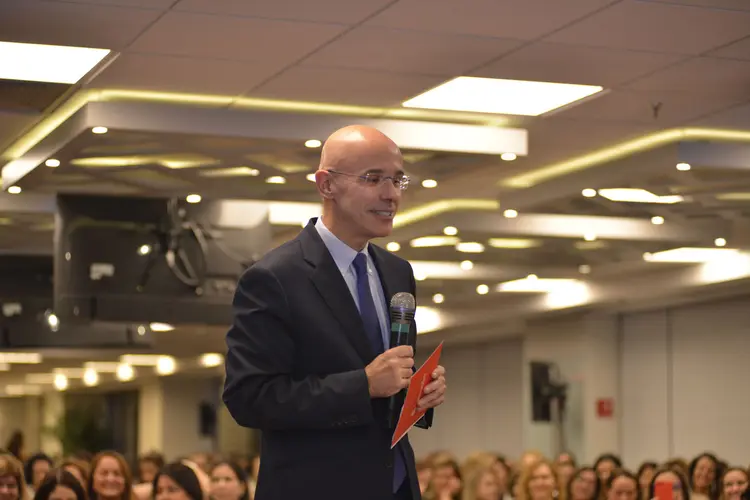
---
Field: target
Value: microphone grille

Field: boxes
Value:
[390,292,415,311]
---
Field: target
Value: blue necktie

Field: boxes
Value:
[352,252,407,493]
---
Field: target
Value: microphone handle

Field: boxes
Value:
[387,319,411,428]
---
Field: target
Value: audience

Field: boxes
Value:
[2,431,749,500]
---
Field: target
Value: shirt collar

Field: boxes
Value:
[315,218,370,275]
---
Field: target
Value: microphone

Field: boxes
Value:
[387,292,416,428]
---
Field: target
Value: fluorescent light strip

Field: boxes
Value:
[403,77,603,116]
[598,188,683,204]
[503,128,750,188]
[643,247,740,263]
[0,41,110,84]
[497,278,583,293]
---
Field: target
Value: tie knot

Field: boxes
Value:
[352,252,368,277]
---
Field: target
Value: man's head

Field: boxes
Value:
[315,125,406,250]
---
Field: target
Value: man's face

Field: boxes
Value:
[329,149,404,244]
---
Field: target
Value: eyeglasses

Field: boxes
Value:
[326,169,410,191]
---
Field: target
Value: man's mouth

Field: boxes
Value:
[372,210,395,218]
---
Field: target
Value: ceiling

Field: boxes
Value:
[2,0,750,394]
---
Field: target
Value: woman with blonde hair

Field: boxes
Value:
[462,464,500,500]
[517,459,558,500]
[0,453,27,500]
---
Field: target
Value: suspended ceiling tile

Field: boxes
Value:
[365,0,616,40]
[129,11,347,63]
[0,0,162,49]
[91,53,288,95]
[302,26,521,77]
[173,0,396,24]
[247,66,444,106]
[546,0,750,55]
[473,42,685,87]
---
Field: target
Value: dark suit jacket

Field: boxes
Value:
[223,219,433,500]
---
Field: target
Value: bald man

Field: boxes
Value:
[223,125,446,500]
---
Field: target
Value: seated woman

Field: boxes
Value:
[33,469,87,500]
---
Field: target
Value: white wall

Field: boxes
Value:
[409,337,524,461]
[138,377,218,460]
[620,297,750,467]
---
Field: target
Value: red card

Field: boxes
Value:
[391,342,444,448]
[655,482,673,500]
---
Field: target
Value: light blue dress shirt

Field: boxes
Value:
[315,218,390,350]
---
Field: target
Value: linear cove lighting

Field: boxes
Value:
[497,277,584,293]
[487,238,540,249]
[402,76,603,116]
[598,188,683,204]
[643,247,739,263]
[0,41,110,84]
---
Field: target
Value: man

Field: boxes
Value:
[223,125,447,500]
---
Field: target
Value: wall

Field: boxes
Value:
[409,337,524,461]
[138,377,220,460]
[619,296,750,467]
[522,314,586,461]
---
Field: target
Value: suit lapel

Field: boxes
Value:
[300,221,376,363]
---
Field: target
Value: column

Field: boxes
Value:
[41,392,64,457]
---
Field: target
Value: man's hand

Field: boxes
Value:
[417,365,446,411]
[365,346,414,398]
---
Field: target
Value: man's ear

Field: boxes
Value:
[316,170,335,199]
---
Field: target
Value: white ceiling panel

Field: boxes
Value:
[641,0,750,10]
[473,42,685,87]
[0,111,39,152]
[547,0,750,55]
[302,26,522,77]
[365,0,617,40]
[708,36,750,61]
[560,89,745,126]
[247,67,444,106]
[627,57,750,98]
[0,0,161,50]
[174,0,396,25]
[43,0,174,8]
[129,11,347,62]
[90,53,287,95]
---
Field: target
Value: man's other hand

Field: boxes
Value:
[417,365,446,411]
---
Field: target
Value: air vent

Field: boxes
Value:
[0,79,71,113]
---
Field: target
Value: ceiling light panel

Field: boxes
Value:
[403,76,603,116]
[644,247,740,263]
[597,188,683,204]
[0,41,110,84]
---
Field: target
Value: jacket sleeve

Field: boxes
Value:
[222,264,375,431]
[409,263,435,430]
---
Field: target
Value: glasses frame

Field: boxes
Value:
[326,169,410,191]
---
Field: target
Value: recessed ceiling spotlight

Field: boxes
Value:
[443,226,458,236]
[7,186,21,194]
[305,139,322,148]
[386,242,401,252]
[266,176,286,184]
[91,126,108,134]
[503,209,518,218]
[676,162,691,171]
[583,233,597,242]
[582,188,597,198]
[501,153,517,161]
[422,179,438,188]
[476,284,489,295]
[432,293,445,304]
[460,260,474,271]
[306,173,316,182]
[651,215,664,225]
[526,274,538,281]
[578,264,591,274]
[45,159,60,168]
[714,237,727,247]
[186,194,201,204]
